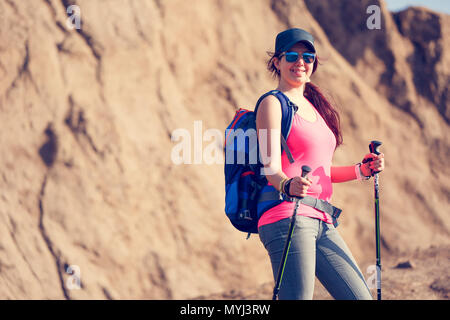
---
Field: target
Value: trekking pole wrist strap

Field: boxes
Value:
[284,178,294,197]
[355,162,371,181]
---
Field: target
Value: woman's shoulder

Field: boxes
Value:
[256,92,282,112]
[255,92,282,123]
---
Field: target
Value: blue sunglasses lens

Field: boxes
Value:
[285,52,299,62]
[284,52,316,64]
[303,53,316,64]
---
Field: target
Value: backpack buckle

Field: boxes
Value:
[239,209,253,221]
[332,207,342,219]
[332,207,342,227]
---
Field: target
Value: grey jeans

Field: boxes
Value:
[258,216,373,300]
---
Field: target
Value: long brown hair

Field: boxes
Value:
[267,53,343,148]
[304,82,343,148]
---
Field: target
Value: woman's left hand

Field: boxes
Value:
[361,153,385,176]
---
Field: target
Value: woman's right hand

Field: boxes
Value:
[286,176,312,198]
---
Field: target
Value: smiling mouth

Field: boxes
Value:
[291,69,306,75]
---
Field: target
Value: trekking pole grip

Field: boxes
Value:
[368,141,382,176]
[297,165,311,200]
[301,165,312,179]
[369,140,382,156]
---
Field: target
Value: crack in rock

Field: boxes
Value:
[38,174,71,300]
[5,40,39,98]
[61,0,103,84]
[64,95,104,158]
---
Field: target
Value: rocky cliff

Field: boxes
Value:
[0,0,448,299]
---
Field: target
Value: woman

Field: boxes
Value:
[255,28,385,300]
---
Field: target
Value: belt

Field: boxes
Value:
[259,192,342,227]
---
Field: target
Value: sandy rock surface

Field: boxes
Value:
[0,0,448,299]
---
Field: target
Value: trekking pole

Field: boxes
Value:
[272,165,311,300]
[365,141,382,300]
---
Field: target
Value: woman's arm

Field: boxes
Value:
[331,153,385,183]
[256,95,311,196]
[256,95,288,190]
[331,166,357,183]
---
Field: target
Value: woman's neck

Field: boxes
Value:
[276,81,306,101]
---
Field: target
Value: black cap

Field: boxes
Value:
[275,28,316,53]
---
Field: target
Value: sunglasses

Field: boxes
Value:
[281,51,316,64]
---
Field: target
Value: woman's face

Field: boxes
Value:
[274,43,315,87]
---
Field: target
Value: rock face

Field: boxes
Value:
[0,0,448,299]
[305,0,450,124]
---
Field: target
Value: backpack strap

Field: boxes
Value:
[280,135,294,164]
[254,90,296,164]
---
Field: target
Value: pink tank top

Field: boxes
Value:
[258,100,337,228]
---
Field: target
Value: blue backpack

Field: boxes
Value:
[224,90,297,236]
